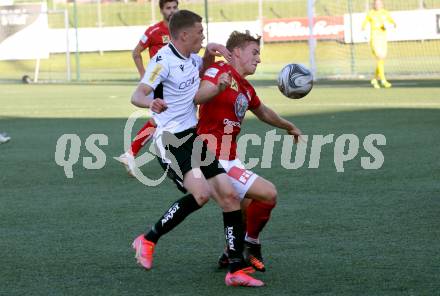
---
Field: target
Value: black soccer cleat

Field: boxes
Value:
[244,242,266,272]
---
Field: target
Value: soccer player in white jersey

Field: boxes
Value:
[130,10,264,287]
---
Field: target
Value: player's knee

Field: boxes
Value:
[219,189,240,210]
[193,195,210,206]
[223,188,239,203]
[264,183,278,206]
[193,189,211,206]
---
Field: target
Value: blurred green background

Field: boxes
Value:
[2,0,440,82]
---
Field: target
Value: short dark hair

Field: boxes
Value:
[169,10,202,39]
[159,0,178,9]
[226,31,261,52]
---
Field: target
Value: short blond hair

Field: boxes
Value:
[226,31,261,52]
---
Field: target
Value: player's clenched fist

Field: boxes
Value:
[150,98,168,113]
[218,71,232,92]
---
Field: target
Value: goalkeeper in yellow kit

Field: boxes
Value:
[362,0,396,88]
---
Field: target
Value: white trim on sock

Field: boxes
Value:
[245,233,260,245]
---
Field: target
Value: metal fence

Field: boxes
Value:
[1,0,440,82]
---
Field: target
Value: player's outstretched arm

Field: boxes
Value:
[251,104,289,128]
[200,43,231,77]
[251,103,302,143]
[132,43,146,79]
[361,12,371,31]
[205,43,232,62]
[386,11,397,28]
[194,72,231,105]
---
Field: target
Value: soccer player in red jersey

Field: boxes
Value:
[194,30,303,272]
[118,0,178,176]
[133,0,178,78]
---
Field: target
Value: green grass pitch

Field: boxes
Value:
[1,80,439,295]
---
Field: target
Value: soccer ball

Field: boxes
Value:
[277,64,313,99]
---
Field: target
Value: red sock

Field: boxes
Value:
[246,200,276,240]
[130,120,156,156]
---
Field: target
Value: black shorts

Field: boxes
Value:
[156,128,225,193]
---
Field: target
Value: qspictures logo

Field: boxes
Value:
[54,111,386,186]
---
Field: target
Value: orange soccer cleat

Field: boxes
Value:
[225,269,264,287]
[132,234,155,270]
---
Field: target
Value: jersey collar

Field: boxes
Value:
[169,42,187,60]
[227,63,245,83]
